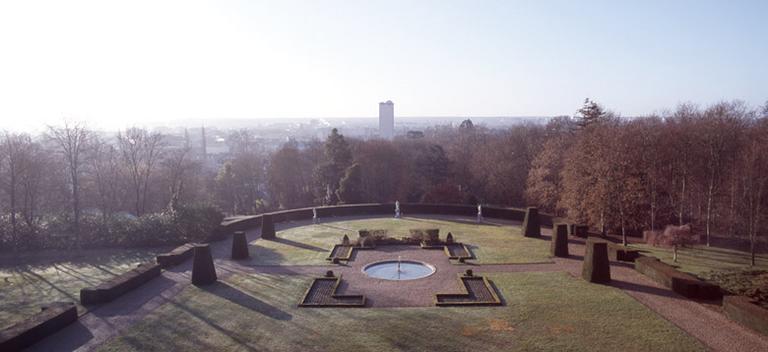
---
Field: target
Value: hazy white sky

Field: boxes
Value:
[1,0,766,131]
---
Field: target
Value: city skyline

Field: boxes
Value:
[1,0,766,132]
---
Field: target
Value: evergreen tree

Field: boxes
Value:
[314,128,352,204]
[575,98,607,128]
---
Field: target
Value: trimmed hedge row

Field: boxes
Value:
[723,295,768,335]
[634,256,722,300]
[80,262,162,305]
[0,302,78,351]
[156,243,195,269]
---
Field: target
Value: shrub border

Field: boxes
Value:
[634,256,722,300]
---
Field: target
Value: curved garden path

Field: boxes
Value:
[27,215,768,352]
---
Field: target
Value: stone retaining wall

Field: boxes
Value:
[220,203,554,233]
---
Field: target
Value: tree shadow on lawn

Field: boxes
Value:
[404,216,502,227]
[269,237,327,252]
[166,299,261,352]
[317,223,357,232]
[201,281,293,321]
[243,244,290,265]
[609,279,682,300]
[0,247,169,269]
[89,275,177,317]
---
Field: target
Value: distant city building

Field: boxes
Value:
[379,100,394,139]
[406,130,424,139]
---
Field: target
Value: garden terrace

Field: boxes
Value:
[10,208,768,351]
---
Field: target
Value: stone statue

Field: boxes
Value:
[395,201,401,219]
[477,204,483,223]
[312,207,318,224]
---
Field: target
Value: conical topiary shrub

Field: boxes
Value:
[522,207,541,238]
[446,232,454,245]
[551,224,569,258]
[582,240,611,283]
[261,214,275,240]
[342,234,350,246]
[192,244,217,286]
[231,231,250,260]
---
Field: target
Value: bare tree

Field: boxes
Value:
[88,137,122,220]
[117,128,165,216]
[738,116,768,265]
[0,132,33,243]
[162,146,198,212]
[19,140,46,228]
[47,121,91,237]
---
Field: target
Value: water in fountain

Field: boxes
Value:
[363,260,435,281]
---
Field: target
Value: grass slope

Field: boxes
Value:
[97,272,705,352]
[0,247,168,330]
[629,244,768,277]
[249,217,551,265]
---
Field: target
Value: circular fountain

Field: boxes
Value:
[363,257,436,281]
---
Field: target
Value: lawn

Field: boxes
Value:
[96,271,706,352]
[628,243,768,278]
[0,246,169,330]
[248,217,551,265]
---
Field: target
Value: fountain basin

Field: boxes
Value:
[362,260,436,281]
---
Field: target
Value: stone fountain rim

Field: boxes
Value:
[361,259,437,281]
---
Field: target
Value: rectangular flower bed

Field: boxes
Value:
[298,276,366,307]
[435,275,502,306]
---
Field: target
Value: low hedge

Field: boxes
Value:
[723,295,768,335]
[634,256,722,300]
[0,302,77,351]
[80,262,162,305]
[156,243,196,268]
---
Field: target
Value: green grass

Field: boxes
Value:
[0,246,168,330]
[628,244,768,278]
[248,217,551,265]
[96,271,706,352]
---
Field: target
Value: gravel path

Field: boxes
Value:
[25,216,768,352]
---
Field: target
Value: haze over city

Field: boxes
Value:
[1,0,767,131]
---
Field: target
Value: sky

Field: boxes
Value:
[1,0,767,131]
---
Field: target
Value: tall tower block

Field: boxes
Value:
[379,100,394,139]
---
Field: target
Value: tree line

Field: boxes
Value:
[1,99,767,252]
